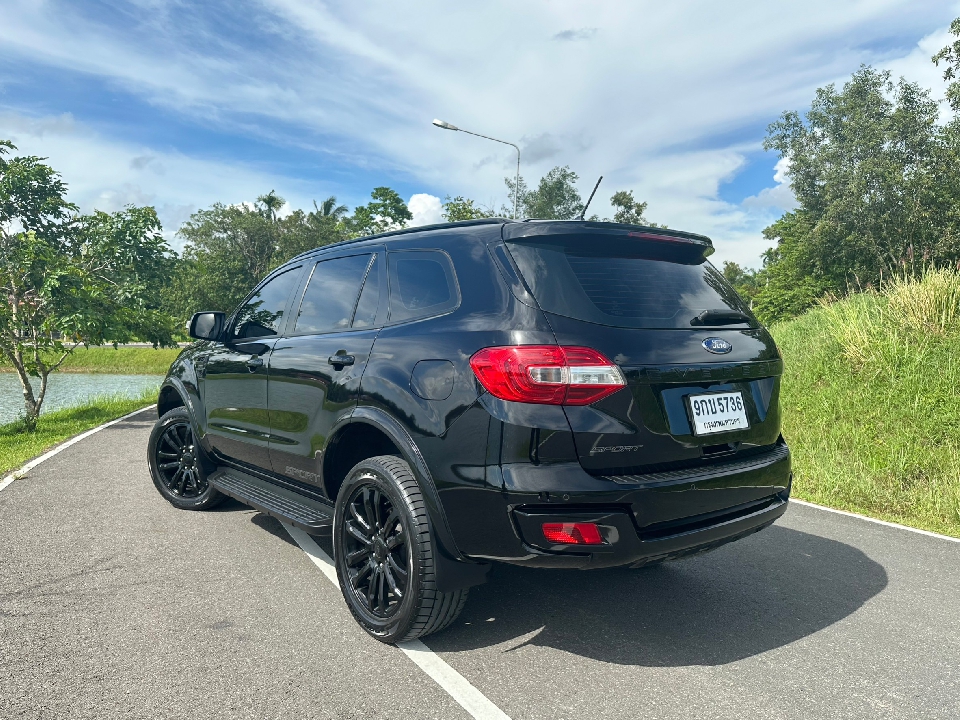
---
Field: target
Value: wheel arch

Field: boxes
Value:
[323,407,489,591]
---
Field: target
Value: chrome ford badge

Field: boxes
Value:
[702,337,733,354]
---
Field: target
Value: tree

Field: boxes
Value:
[505,166,583,219]
[0,141,176,426]
[348,187,412,236]
[607,190,665,227]
[753,65,960,322]
[722,261,760,306]
[167,203,279,320]
[442,195,495,222]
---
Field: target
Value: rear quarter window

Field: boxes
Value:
[387,250,460,323]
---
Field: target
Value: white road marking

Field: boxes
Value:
[791,498,960,543]
[283,524,512,720]
[0,405,157,493]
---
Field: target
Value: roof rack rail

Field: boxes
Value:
[287,217,511,263]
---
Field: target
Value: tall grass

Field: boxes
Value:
[772,268,960,536]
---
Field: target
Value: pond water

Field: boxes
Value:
[0,373,163,426]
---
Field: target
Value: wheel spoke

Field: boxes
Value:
[159,461,180,470]
[161,433,181,452]
[385,527,404,550]
[384,564,403,599]
[363,488,377,530]
[345,521,372,546]
[346,546,372,566]
[168,467,183,491]
[349,502,373,534]
[350,561,373,588]
[366,565,379,607]
[387,554,407,578]
[376,566,387,613]
[381,509,399,536]
[157,450,178,459]
[176,468,188,493]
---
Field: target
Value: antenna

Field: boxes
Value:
[578,176,603,220]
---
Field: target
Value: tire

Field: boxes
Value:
[147,407,224,510]
[333,455,468,643]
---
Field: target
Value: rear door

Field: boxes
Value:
[267,250,384,487]
[202,265,303,468]
[502,229,783,486]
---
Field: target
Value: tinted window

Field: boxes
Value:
[295,254,373,334]
[388,250,458,323]
[232,267,301,339]
[352,256,380,329]
[506,239,753,330]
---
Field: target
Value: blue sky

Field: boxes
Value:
[0,0,957,267]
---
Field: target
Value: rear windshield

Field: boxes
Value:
[505,237,753,330]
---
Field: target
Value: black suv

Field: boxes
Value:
[148,219,791,642]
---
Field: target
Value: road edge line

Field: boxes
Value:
[791,498,960,543]
[283,524,511,720]
[0,404,157,493]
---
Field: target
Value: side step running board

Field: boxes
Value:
[209,468,333,531]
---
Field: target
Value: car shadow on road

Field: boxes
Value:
[426,525,888,666]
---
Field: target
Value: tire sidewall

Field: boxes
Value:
[147,407,221,510]
[333,459,424,642]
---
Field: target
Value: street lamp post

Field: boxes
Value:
[432,119,521,219]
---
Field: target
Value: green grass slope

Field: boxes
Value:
[771,270,960,537]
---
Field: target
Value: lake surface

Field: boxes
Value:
[0,373,163,426]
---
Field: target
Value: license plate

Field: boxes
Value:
[687,391,749,436]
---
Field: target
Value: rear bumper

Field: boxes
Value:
[455,443,792,569]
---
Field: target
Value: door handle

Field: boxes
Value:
[246,355,264,371]
[328,354,355,367]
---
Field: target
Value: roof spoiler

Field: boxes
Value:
[501,220,714,258]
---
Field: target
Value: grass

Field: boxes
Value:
[0,346,182,375]
[771,269,960,537]
[0,389,157,475]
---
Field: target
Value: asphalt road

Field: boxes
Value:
[2,409,958,719]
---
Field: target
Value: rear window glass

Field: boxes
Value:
[388,250,459,323]
[505,239,752,329]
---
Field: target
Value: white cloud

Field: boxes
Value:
[741,157,797,213]
[0,0,956,268]
[407,193,443,226]
[0,111,337,251]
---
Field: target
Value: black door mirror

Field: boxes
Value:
[188,311,225,341]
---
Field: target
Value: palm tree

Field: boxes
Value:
[256,190,286,223]
[313,196,348,221]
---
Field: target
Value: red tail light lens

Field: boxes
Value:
[469,345,625,406]
[542,522,604,545]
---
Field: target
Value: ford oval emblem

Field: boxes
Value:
[702,337,733,354]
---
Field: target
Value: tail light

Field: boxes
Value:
[469,345,625,406]
[542,522,604,545]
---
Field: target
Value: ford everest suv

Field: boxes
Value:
[148,219,791,642]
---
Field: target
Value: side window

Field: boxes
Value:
[352,256,380,329]
[232,266,301,340]
[294,254,373,334]
[388,250,459,323]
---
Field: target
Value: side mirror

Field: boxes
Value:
[188,311,225,341]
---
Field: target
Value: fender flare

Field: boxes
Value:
[336,406,490,591]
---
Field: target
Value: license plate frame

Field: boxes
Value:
[686,391,750,436]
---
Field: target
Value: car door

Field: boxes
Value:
[202,264,304,469]
[267,250,384,487]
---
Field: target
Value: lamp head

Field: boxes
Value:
[432,119,460,131]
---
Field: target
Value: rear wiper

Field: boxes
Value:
[690,309,752,326]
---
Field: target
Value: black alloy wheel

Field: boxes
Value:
[334,456,468,642]
[147,406,223,510]
[156,421,206,499]
[342,484,409,619]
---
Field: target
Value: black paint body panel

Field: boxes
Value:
[157,219,791,586]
